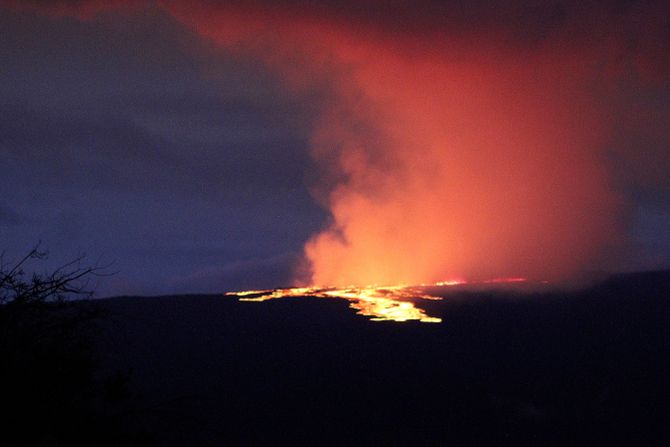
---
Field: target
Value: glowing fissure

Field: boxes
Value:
[226,278,528,323]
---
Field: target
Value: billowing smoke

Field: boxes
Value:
[8,0,670,286]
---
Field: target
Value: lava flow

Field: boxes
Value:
[225,278,529,323]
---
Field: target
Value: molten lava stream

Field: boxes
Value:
[226,284,442,323]
[225,278,531,323]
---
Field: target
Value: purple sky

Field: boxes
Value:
[0,7,330,295]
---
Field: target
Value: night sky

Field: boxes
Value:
[1,0,669,297]
[0,4,328,295]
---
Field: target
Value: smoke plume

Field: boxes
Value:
[7,0,670,286]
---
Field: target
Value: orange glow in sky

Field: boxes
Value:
[16,1,670,291]
[164,2,624,288]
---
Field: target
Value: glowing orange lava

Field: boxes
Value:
[225,278,529,323]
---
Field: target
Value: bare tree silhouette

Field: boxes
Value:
[0,243,107,305]
[0,244,137,446]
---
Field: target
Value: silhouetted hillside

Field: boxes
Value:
[87,271,670,445]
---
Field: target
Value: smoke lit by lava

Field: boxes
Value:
[9,1,669,300]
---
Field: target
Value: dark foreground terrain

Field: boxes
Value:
[4,271,670,445]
